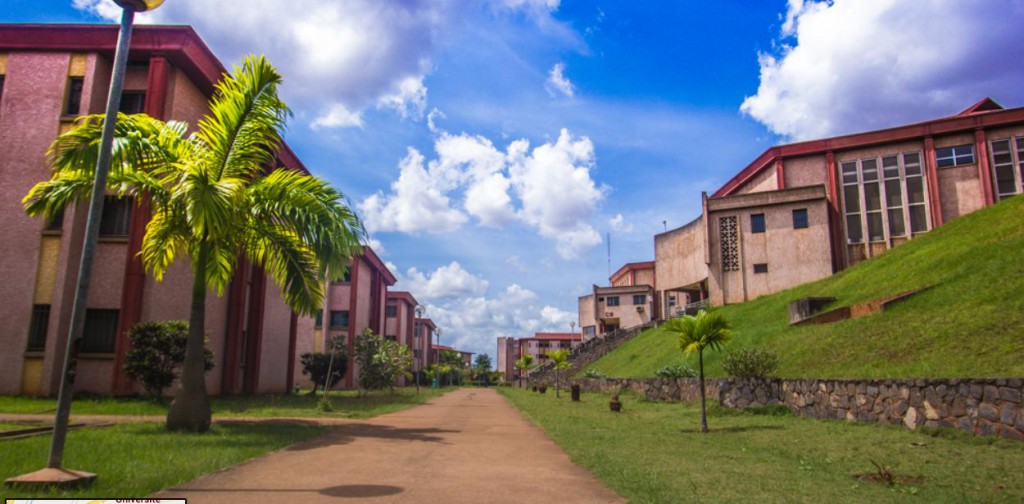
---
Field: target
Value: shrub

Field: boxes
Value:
[123,320,213,399]
[580,369,607,379]
[722,348,779,378]
[655,363,697,378]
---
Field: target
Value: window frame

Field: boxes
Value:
[80,308,119,354]
[750,213,766,234]
[631,294,646,305]
[935,144,976,168]
[385,304,398,318]
[329,310,350,328]
[989,137,1024,201]
[841,152,929,244]
[99,196,133,237]
[26,304,51,352]
[753,263,768,274]
[605,296,620,307]
[64,77,84,116]
[792,208,809,230]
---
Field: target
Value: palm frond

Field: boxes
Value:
[243,220,323,315]
[22,170,95,218]
[195,55,290,184]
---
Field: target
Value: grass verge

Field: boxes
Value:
[500,387,1024,503]
[0,387,449,419]
[588,195,1024,378]
[1,422,324,499]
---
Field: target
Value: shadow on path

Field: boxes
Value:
[286,423,459,450]
[168,484,404,498]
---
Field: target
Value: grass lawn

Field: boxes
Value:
[588,195,1024,379]
[500,387,1024,503]
[0,387,449,419]
[0,422,39,432]
[1,422,324,499]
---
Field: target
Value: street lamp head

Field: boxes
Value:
[114,0,164,11]
[415,306,424,318]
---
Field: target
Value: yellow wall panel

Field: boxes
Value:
[21,358,44,396]
[0,53,7,73]
[33,236,61,304]
[68,53,87,77]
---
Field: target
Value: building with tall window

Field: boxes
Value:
[578,261,656,339]
[655,98,1024,309]
[0,24,320,396]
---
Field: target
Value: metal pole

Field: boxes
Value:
[48,5,136,469]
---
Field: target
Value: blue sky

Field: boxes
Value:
[7,1,1024,363]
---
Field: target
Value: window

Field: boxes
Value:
[792,209,808,229]
[605,296,620,307]
[750,213,766,233]
[935,144,975,168]
[385,335,397,342]
[720,216,739,271]
[65,77,84,116]
[990,137,1024,201]
[80,309,119,353]
[632,295,646,305]
[753,263,768,274]
[842,153,928,243]
[99,196,132,237]
[331,269,352,285]
[119,91,146,114]
[0,75,5,107]
[45,207,65,231]
[385,304,398,317]
[26,304,51,352]
[329,310,349,328]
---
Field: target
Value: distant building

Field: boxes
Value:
[496,336,519,381]
[432,345,473,368]
[414,317,437,373]
[496,332,583,383]
[579,262,656,338]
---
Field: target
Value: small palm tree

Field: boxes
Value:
[514,354,534,387]
[24,56,364,432]
[546,349,572,398]
[664,309,732,433]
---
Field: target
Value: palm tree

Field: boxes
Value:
[664,309,732,433]
[23,56,364,432]
[513,354,534,388]
[546,349,571,398]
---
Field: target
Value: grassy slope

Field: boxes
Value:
[589,195,1024,378]
[500,388,1024,503]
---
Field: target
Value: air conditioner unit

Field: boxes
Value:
[636,306,644,313]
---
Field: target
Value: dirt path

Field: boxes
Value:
[151,388,622,503]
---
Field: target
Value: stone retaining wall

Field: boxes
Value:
[568,376,1024,441]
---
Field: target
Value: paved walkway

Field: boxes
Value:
[148,388,622,503]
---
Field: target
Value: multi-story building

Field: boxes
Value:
[432,345,473,368]
[384,291,418,385]
[496,336,519,382]
[301,246,396,389]
[656,98,1024,308]
[0,24,322,397]
[413,317,436,373]
[506,332,583,377]
[579,262,656,338]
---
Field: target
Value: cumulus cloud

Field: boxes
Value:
[360,128,608,258]
[546,63,575,97]
[741,0,1024,140]
[395,261,489,301]
[73,0,564,130]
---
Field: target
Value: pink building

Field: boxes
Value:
[432,345,473,369]
[384,291,418,385]
[414,317,437,373]
[299,246,396,389]
[495,332,583,382]
[0,24,314,396]
[655,98,1024,309]
[579,262,657,338]
[496,336,519,382]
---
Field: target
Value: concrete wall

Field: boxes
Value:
[594,285,655,331]
[783,155,827,189]
[578,294,596,335]
[654,217,706,313]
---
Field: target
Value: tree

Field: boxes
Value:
[514,354,534,387]
[354,329,414,394]
[439,350,464,386]
[300,335,347,395]
[546,349,572,398]
[24,56,364,432]
[123,320,213,400]
[665,309,732,433]
[473,354,493,385]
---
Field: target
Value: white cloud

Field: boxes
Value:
[395,261,489,301]
[358,148,468,233]
[608,213,633,233]
[311,103,364,129]
[363,237,386,256]
[377,76,428,120]
[546,63,575,97]
[360,128,607,257]
[495,0,560,11]
[427,108,446,133]
[742,0,1024,140]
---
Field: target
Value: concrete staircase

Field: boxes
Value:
[528,321,658,385]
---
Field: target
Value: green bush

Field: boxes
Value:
[654,363,697,378]
[580,369,607,379]
[123,320,213,399]
[722,348,779,378]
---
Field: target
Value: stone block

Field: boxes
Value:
[1001,404,1018,426]
[866,385,879,396]
[1008,378,1022,388]
[970,384,983,400]
[903,407,921,429]
[1016,410,1024,431]
[957,416,974,431]
[914,378,926,387]
[979,403,1000,422]
[923,400,940,421]
[984,386,1000,403]
[909,390,923,408]
[999,387,1021,404]
[900,387,910,400]
[1001,426,1024,442]
[936,384,948,397]
[895,400,909,416]
[977,419,999,437]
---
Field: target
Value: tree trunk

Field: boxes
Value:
[166,245,212,432]
[555,369,560,398]
[698,349,707,434]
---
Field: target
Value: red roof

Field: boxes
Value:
[712,98,1024,198]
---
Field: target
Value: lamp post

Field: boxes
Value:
[414,306,424,393]
[4,0,164,490]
